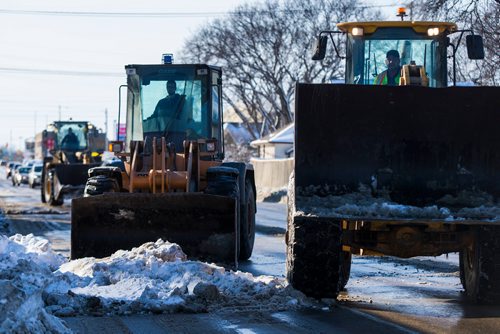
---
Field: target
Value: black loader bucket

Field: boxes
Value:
[54,163,100,186]
[294,84,500,210]
[71,193,237,265]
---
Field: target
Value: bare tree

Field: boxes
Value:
[411,0,499,85]
[182,0,379,137]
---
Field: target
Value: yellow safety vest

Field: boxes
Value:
[374,71,400,85]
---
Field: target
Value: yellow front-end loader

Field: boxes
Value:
[287,12,500,303]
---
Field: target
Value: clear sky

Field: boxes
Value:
[0,0,395,150]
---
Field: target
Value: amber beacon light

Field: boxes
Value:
[397,7,408,20]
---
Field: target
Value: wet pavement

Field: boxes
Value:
[3,169,500,333]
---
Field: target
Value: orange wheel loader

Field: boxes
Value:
[71,63,256,267]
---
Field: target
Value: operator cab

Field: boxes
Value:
[124,64,223,155]
[338,21,455,87]
[313,9,485,87]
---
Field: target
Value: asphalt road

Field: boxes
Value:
[3,170,500,333]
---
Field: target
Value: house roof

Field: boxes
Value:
[251,123,294,146]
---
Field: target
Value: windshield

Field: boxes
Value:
[56,123,88,151]
[140,68,208,148]
[347,28,447,87]
[34,166,42,172]
[19,167,30,174]
[125,65,223,154]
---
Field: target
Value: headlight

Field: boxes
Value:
[206,142,216,152]
[427,27,440,36]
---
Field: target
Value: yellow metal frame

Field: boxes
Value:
[122,139,222,193]
[337,21,457,35]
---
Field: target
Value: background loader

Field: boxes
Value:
[41,121,106,206]
[71,63,256,266]
[287,13,500,303]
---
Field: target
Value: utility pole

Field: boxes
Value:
[9,129,12,158]
[104,108,108,138]
[58,105,61,121]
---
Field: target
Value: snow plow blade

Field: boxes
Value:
[294,84,500,208]
[71,193,237,264]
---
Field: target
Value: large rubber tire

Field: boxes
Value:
[205,166,240,255]
[205,167,240,198]
[84,175,120,197]
[340,251,352,291]
[44,169,63,206]
[461,226,500,303]
[239,178,256,261]
[286,217,344,299]
[41,167,47,203]
[459,250,466,290]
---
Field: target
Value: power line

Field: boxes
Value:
[0,9,228,17]
[0,5,402,18]
[0,67,123,77]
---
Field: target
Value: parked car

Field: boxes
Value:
[28,164,43,188]
[6,162,20,179]
[12,166,31,186]
[23,159,42,169]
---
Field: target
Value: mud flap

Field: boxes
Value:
[71,193,238,266]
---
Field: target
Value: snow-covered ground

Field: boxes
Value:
[0,234,309,333]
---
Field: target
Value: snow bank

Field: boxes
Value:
[2,234,309,332]
[46,239,305,316]
[0,234,70,333]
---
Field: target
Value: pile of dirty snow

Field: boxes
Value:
[1,234,309,331]
[295,192,452,220]
[295,185,500,221]
[0,234,70,333]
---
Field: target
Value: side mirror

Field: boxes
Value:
[466,35,485,60]
[312,35,328,61]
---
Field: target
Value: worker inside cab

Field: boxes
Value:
[142,78,199,151]
[374,50,402,86]
[152,80,185,120]
[60,127,80,151]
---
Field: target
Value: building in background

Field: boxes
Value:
[223,105,260,162]
[250,123,293,159]
[250,123,294,200]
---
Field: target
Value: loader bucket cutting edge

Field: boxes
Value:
[71,192,237,265]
